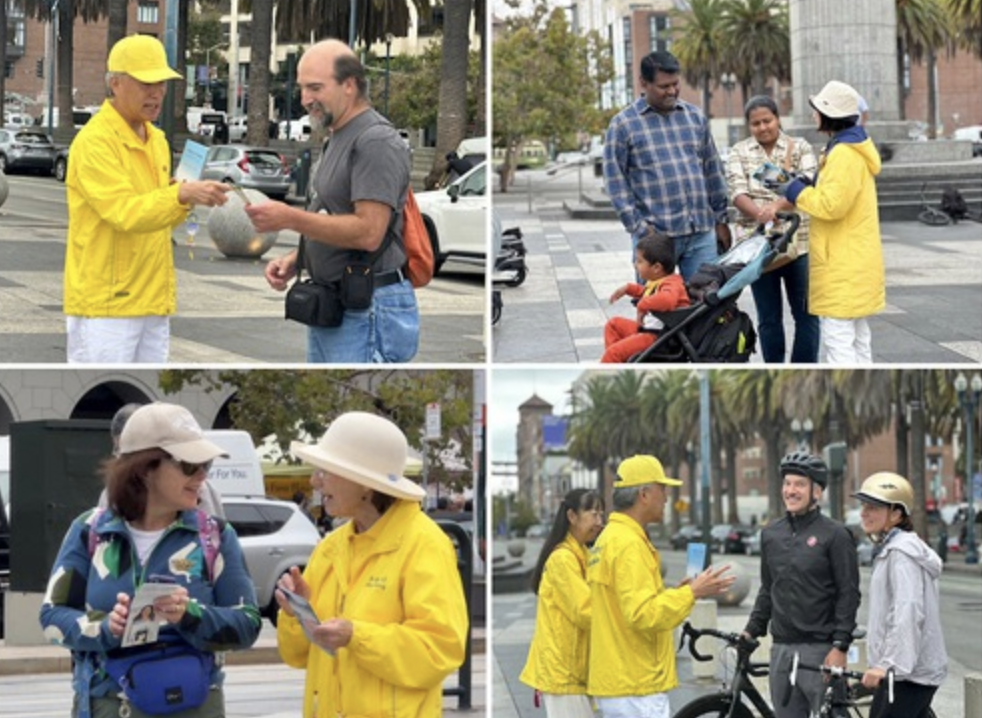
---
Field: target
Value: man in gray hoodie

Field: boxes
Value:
[854,472,947,718]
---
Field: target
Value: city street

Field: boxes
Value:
[0,174,486,363]
[493,537,982,718]
[492,167,982,364]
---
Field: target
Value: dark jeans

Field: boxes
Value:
[750,254,819,363]
[869,680,937,718]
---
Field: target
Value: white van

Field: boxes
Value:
[203,430,265,498]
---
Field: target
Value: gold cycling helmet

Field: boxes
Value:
[852,472,914,516]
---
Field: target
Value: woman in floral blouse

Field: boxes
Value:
[726,96,819,363]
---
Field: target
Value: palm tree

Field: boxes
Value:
[895,0,951,135]
[568,374,618,497]
[718,0,790,100]
[642,371,694,533]
[670,0,726,119]
[425,0,474,189]
[944,0,981,57]
[105,0,127,52]
[246,0,274,146]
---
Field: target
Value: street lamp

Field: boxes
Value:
[790,418,814,451]
[384,33,394,118]
[954,372,982,565]
[720,72,737,147]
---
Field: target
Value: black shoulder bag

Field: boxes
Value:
[284,236,344,327]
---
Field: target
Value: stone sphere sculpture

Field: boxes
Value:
[712,560,751,607]
[0,171,8,208]
[206,187,278,258]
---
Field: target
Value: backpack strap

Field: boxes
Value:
[86,507,106,558]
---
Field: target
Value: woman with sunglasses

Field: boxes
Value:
[520,488,605,718]
[40,402,261,718]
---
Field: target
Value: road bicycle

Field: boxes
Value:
[672,622,936,718]
[916,183,953,227]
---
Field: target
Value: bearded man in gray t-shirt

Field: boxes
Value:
[246,39,418,363]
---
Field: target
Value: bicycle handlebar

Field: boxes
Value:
[791,653,895,702]
[679,622,762,662]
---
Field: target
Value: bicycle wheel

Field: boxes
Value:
[673,694,756,718]
[917,209,951,226]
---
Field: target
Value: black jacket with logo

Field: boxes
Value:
[745,508,860,646]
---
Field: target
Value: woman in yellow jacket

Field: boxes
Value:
[765,80,885,364]
[520,488,605,718]
[275,412,469,718]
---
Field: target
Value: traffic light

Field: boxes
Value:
[35,59,44,78]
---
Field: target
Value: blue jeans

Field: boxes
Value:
[307,280,419,363]
[631,228,718,283]
[749,254,819,363]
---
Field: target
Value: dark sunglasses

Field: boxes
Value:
[167,456,213,477]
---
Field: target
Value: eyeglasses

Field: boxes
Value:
[167,456,213,477]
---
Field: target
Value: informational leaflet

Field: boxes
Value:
[686,542,707,580]
[174,140,209,181]
[121,583,175,648]
[279,587,334,656]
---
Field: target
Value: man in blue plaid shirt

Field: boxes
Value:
[604,50,731,282]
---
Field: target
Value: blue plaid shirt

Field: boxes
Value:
[604,97,729,239]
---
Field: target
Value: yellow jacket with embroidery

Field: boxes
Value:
[587,513,694,697]
[276,500,468,718]
[64,99,188,317]
[520,534,591,694]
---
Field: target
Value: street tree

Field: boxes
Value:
[944,0,981,57]
[670,0,726,121]
[718,0,790,102]
[246,0,274,146]
[382,47,481,136]
[159,369,476,493]
[493,1,612,191]
[896,0,951,137]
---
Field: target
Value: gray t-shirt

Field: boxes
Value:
[303,109,411,284]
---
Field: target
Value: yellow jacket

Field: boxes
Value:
[64,99,189,317]
[277,500,468,718]
[520,534,591,694]
[587,513,694,697]
[790,130,885,319]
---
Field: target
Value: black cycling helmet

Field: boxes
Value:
[779,451,828,488]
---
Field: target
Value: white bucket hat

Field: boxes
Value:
[809,80,860,119]
[118,403,228,463]
[291,412,425,501]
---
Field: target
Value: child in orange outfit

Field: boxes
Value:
[602,231,690,363]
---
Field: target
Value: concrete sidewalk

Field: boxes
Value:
[492,169,982,364]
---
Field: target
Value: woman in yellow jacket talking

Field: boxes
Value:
[520,488,605,717]
[274,412,469,718]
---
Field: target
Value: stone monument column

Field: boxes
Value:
[789,0,906,138]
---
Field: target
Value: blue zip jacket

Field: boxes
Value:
[39,508,262,715]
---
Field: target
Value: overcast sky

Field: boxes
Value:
[488,368,586,465]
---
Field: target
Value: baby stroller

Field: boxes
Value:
[628,213,800,363]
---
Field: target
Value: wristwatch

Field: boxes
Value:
[832,640,850,653]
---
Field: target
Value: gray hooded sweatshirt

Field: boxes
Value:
[867,529,947,686]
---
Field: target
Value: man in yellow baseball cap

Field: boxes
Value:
[63,35,230,363]
[587,455,733,718]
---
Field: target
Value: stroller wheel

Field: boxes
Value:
[504,265,527,287]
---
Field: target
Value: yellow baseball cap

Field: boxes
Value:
[108,35,182,83]
[614,455,683,488]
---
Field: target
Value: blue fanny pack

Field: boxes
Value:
[104,643,214,715]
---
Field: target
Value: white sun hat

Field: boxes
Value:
[118,403,228,463]
[808,80,860,119]
[291,412,425,501]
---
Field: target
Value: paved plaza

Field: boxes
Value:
[493,167,982,364]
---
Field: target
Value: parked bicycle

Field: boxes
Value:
[916,183,953,226]
[671,622,934,718]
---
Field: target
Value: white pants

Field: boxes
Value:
[66,316,170,363]
[542,694,595,718]
[596,694,670,718]
[821,316,872,364]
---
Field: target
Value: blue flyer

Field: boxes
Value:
[686,541,707,579]
[174,139,208,181]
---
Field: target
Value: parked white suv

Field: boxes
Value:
[413,160,488,274]
[221,496,320,623]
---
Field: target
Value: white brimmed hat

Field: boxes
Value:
[809,80,860,119]
[291,412,425,501]
[118,403,228,463]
